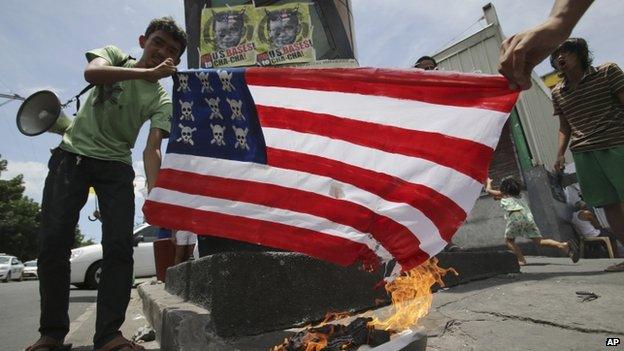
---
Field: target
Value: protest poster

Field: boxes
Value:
[254,3,316,66]
[200,5,257,68]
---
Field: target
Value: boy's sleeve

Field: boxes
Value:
[606,63,624,95]
[85,45,127,66]
[148,85,172,138]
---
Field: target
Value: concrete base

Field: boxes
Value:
[164,251,391,338]
[141,250,518,349]
[140,281,429,351]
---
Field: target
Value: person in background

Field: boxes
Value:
[485,177,579,265]
[172,230,197,265]
[498,0,594,90]
[414,55,438,71]
[572,201,620,258]
[550,38,624,272]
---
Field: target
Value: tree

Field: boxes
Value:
[0,155,40,260]
[0,155,95,261]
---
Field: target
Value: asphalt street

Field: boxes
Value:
[0,279,97,351]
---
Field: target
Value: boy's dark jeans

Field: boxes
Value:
[38,148,135,348]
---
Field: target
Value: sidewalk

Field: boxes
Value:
[422,257,624,351]
[65,282,159,351]
[78,257,623,351]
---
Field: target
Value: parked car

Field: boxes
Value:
[0,255,25,282]
[22,260,38,279]
[69,224,158,289]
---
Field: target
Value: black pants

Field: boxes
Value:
[38,148,135,348]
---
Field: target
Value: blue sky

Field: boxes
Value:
[1,0,623,242]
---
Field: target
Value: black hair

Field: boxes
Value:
[414,56,437,68]
[549,37,593,71]
[145,16,187,58]
[500,176,521,197]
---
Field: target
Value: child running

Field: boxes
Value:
[485,176,580,265]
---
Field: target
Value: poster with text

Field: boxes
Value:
[254,3,315,66]
[200,5,257,68]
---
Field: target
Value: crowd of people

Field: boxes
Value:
[25,0,624,350]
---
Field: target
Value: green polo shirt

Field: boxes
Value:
[60,45,172,164]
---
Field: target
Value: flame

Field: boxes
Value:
[270,258,456,350]
[369,257,457,331]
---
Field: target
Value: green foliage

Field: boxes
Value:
[0,155,95,260]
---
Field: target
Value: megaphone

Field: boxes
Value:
[16,90,72,136]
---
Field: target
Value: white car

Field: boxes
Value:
[22,260,38,279]
[0,255,25,282]
[69,224,158,289]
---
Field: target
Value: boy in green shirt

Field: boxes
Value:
[27,17,186,351]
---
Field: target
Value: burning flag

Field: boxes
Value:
[143,67,519,272]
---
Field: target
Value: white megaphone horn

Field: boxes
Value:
[16,90,72,136]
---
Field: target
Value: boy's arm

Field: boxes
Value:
[84,57,177,85]
[484,178,503,200]
[578,211,602,229]
[554,115,571,171]
[144,128,165,194]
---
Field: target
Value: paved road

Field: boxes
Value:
[0,279,97,351]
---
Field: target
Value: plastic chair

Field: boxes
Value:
[579,236,615,259]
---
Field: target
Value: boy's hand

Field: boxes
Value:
[144,58,177,83]
[554,154,566,171]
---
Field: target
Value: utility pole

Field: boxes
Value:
[0,92,25,108]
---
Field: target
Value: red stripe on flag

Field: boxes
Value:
[154,168,430,269]
[266,148,467,242]
[246,67,519,113]
[143,200,379,268]
[257,105,493,182]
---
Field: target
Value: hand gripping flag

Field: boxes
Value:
[143,67,519,272]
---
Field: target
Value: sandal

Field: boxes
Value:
[25,337,72,351]
[605,261,624,272]
[94,335,145,351]
[567,241,580,263]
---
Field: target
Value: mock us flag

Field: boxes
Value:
[143,67,519,272]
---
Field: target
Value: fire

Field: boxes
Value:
[370,257,457,331]
[271,258,456,350]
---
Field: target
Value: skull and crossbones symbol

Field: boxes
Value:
[177,124,197,146]
[205,97,223,120]
[176,74,191,92]
[210,124,226,146]
[217,70,235,92]
[195,72,213,93]
[233,126,250,150]
[179,100,195,121]
[227,98,245,121]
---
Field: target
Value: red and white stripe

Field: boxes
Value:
[145,67,519,271]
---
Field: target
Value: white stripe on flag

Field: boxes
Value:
[162,153,448,256]
[149,187,394,262]
[262,127,483,213]
[248,85,508,148]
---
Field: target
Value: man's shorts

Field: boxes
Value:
[573,145,624,207]
[175,230,198,246]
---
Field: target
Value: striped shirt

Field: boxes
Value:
[552,63,624,152]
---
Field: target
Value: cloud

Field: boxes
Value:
[1,160,47,202]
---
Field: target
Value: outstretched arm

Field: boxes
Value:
[84,57,177,85]
[498,0,594,90]
[484,178,503,200]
